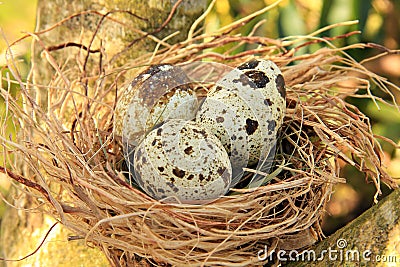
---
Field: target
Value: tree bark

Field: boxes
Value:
[285,188,400,267]
[33,0,208,110]
[0,1,207,266]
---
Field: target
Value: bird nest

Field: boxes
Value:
[1,5,398,267]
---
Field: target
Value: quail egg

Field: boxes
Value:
[133,119,232,204]
[195,59,286,185]
[114,64,199,148]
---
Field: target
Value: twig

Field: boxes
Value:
[47,42,101,53]
[0,166,54,206]
[0,222,59,262]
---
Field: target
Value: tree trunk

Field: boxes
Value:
[33,0,208,110]
[285,188,400,267]
[0,1,207,266]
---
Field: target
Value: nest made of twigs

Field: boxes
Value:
[1,5,399,267]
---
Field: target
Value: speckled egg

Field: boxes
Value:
[114,64,198,148]
[133,119,232,203]
[195,59,286,185]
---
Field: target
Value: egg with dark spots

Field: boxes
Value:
[196,59,286,186]
[133,119,232,203]
[114,64,199,149]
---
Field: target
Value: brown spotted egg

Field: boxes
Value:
[114,64,198,148]
[133,119,232,203]
[195,59,286,185]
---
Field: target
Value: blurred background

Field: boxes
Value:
[0,0,399,236]
[0,0,38,224]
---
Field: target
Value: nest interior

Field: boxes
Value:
[1,6,399,267]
